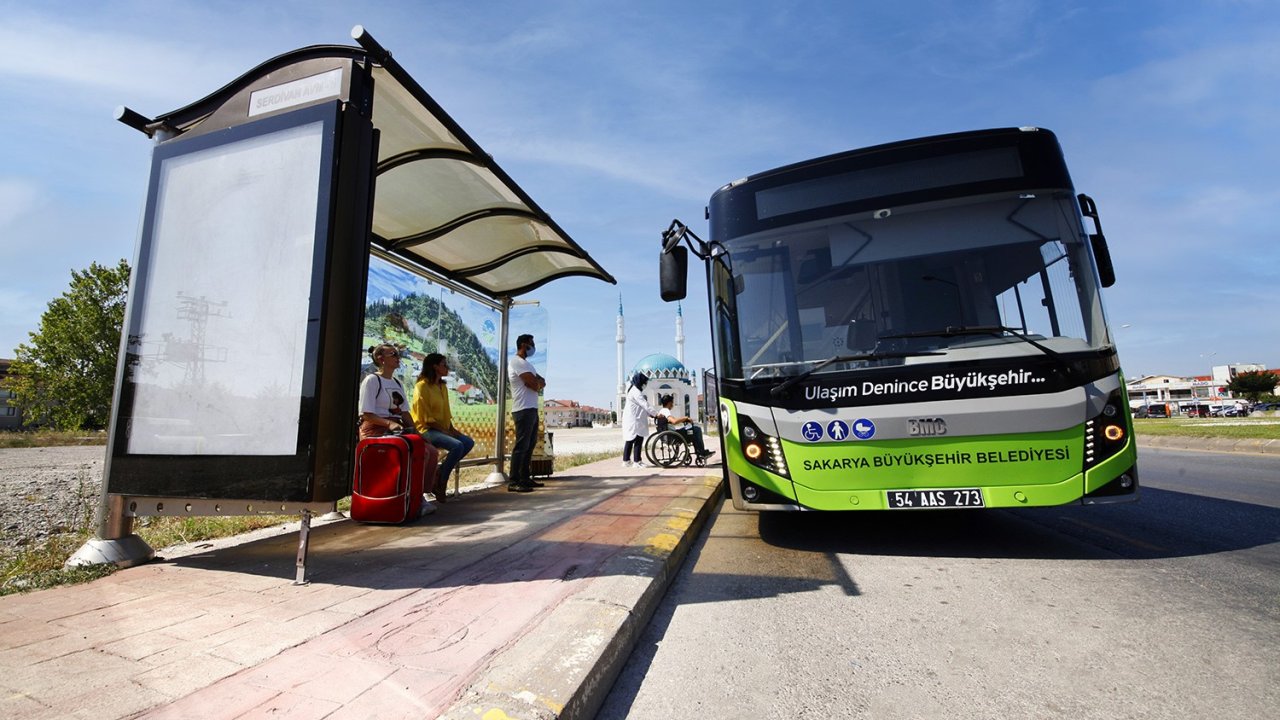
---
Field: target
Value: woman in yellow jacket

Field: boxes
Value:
[411,353,476,502]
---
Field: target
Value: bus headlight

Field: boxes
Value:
[1084,388,1130,470]
[738,416,789,478]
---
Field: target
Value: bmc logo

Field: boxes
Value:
[907,418,947,436]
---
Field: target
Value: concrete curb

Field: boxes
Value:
[440,474,723,720]
[1138,435,1279,455]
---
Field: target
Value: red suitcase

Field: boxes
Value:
[351,434,436,524]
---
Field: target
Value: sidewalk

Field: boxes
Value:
[0,458,723,720]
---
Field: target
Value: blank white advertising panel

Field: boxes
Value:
[125,121,324,455]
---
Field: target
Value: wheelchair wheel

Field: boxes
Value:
[645,430,690,468]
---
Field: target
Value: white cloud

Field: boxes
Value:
[0,13,253,108]
[1093,37,1280,129]
[495,136,712,202]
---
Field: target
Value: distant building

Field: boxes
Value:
[1126,374,1213,408]
[0,358,24,430]
[1212,363,1268,387]
[1126,363,1270,411]
[544,399,611,428]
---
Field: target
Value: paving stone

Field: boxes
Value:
[61,680,173,720]
[98,631,188,662]
[151,612,252,644]
[324,586,416,617]
[133,652,244,699]
[247,651,395,704]
[0,688,53,720]
[0,618,66,649]
[322,668,448,720]
[238,690,342,720]
[141,677,279,720]
[16,648,139,699]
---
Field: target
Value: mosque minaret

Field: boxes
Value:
[615,298,698,421]
[616,295,626,415]
[675,301,685,365]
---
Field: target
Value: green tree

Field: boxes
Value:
[1226,370,1278,404]
[3,260,131,430]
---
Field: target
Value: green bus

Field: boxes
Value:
[660,127,1137,510]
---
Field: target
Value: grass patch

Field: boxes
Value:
[1134,416,1280,440]
[1,532,115,595]
[0,514,290,596]
[554,451,619,470]
[0,429,108,449]
[134,515,296,551]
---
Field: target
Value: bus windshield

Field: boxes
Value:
[722,191,1107,381]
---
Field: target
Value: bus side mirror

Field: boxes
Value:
[660,246,688,301]
[1078,193,1116,288]
[1090,233,1116,288]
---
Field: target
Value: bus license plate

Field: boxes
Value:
[886,488,984,509]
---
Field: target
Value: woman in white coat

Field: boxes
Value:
[622,372,659,467]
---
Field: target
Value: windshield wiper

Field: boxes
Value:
[878,325,1074,374]
[770,349,944,398]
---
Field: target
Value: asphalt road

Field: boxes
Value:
[599,447,1280,720]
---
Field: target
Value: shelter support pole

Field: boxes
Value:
[66,495,154,568]
[487,297,513,485]
[294,509,312,586]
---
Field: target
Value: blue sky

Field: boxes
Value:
[2,0,1277,409]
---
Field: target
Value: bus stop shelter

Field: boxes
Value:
[71,26,615,571]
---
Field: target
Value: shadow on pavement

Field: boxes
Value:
[158,471,699,590]
[757,487,1280,560]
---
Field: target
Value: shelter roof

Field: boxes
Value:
[124,27,615,299]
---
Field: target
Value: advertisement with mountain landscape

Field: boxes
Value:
[362,257,548,461]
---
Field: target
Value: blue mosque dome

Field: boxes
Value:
[633,353,686,375]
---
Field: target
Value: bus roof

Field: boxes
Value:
[716,127,1057,193]
[707,127,1076,240]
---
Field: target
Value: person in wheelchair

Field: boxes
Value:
[656,394,714,461]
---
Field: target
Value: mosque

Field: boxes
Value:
[616,297,698,421]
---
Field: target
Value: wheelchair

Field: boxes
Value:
[643,418,709,468]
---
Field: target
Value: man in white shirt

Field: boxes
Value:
[507,333,545,492]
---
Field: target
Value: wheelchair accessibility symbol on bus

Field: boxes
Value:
[801,421,824,442]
